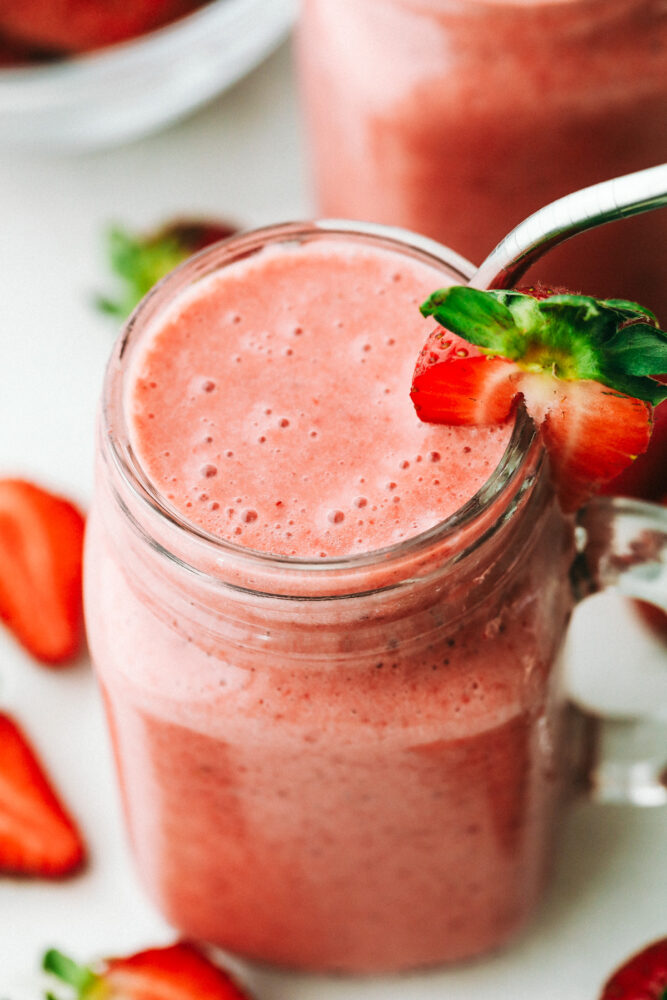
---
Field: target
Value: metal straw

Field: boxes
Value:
[469,163,667,291]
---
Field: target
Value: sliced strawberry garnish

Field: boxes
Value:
[44,941,254,1000]
[411,328,519,425]
[98,218,239,319]
[0,479,85,664]
[599,937,667,999]
[411,287,667,512]
[0,711,85,877]
[537,378,652,512]
[605,387,667,501]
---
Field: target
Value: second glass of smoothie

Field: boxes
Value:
[298,0,667,319]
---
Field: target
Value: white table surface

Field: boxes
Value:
[1,38,666,1000]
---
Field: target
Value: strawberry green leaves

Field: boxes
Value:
[97,219,238,319]
[43,951,98,998]
[420,288,667,405]
[412,286,667,512]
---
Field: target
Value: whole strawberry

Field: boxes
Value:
[97,219,238,319]
[43,941,253,1000]
[411,284,667,512]
[599,937,667,999]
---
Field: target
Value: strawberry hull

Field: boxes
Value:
[412,287,666,516]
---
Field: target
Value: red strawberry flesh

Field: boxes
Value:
[44,941,254,1000]
[600,937,667,1000]
[0,479,85,664]
[0,712,85,877]
[605,384,667,501]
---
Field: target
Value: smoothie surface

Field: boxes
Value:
[128,240,511,557]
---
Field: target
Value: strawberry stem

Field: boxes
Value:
[43,950,99,996]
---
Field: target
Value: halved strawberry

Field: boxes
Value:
[605,387,667,501]
[411,287,667,512]
[44,941,253,1000]
[599,937,667,999]
[0,711,85,877]
[0,479,85,664]
[97,218,239,319]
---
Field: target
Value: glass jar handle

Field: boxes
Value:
[569,496,667,806]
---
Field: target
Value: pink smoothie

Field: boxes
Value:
[128,242,509,555]
[85,232,574,971]
[299,0,667,319]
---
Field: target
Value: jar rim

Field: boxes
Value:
[100,219,542,591]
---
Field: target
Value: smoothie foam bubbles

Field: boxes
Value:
[126,239,511,558]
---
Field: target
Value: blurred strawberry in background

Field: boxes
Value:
[0,0,208,63]
[599,937,667,1000]
[97,218,238,319]
[43,941,254,1000]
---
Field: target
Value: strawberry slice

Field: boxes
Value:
[44,941,254,1000]
[411,287,667,512]
[97,218,239,319]
[599,937,667,999]
[605,386,667,501]
[0,711,85,877]
[0,479,85,664]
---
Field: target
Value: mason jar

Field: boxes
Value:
[84,222,667,973]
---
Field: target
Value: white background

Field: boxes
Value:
[0,37,666,1000]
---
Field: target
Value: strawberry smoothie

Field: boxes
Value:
[85,225,574,972]
[298,0,667,319]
